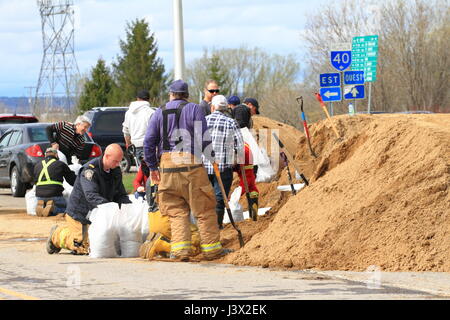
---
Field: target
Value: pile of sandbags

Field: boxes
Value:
[88,197,149,259]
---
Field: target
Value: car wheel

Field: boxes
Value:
[120,153,131,173]
[10,166,27,197]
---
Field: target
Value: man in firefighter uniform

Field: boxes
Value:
[46,143,131,255]
[236,142,259,215]
[143,79,231,262]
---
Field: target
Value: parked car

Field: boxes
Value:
[0,123,102,197]
[83,106,156,172]
[0,113,39,136]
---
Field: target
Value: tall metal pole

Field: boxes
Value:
[367,82,372,113]
[173,0,185,80]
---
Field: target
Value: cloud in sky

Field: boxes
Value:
[0,0,332,96]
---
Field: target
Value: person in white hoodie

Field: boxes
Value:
[122,90,155,166]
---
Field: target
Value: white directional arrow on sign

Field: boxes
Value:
[350,87,359,97]
[324,90,339,98]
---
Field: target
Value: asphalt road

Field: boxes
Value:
[0,239,448,301]
[0,188,449,303]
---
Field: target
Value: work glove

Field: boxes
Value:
[78,216,92,225]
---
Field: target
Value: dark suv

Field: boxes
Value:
[83,107,132,172]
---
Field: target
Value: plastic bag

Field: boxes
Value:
[57,150,67,164]
[89,202,121,258]
[228,186,244,223]
[25,186,37,216]
[118,198,148,258]
[255,147,277,183]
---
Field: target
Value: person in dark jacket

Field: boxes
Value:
[46,144,132,255]
[198,79,220,116]
[34,148,76,217]
[228,95,253,129]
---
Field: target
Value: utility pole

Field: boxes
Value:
[173,0,186,80]
[24,86,36,114]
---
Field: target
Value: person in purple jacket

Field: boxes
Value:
[143,79,232,262]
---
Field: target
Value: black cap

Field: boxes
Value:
[137,90,150,101]
[244,98,260,114]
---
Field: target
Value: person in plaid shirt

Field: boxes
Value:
[204,95,244,229]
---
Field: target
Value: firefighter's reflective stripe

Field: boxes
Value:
[171,241,192,252]
[36,159,63,186]
[250,191,259,198]
[201,242,222,253]
[59,228,70,249]
[243,165,254,170]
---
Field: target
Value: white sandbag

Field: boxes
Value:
[25,186,37,216]
[277,183,305,192]
[89,202,121,259]
[118,199,148,258]
[57,150,67,164]
[228,186,244,222]
[69,163,82,176]
[255,147,277,183]
[240,128,276,182]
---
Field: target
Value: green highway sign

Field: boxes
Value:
[351,35,379,82]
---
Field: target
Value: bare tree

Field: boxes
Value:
[301,0,450,113]
[185,46,301,106]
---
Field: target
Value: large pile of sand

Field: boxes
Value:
[222,113,450,272]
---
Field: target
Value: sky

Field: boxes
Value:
[0,0,335,97]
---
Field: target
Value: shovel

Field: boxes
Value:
[272,133,309,186]
[297,96,318,158]
[213,163,245,248]
[314,93,341,139]
[280,152,296,195]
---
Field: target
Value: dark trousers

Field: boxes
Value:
[208,168,233,212]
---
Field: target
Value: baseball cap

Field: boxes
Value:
[169,79,189,93]
[244,98,260,114]
[211,95,228,110]
[137,89,150,100]
[227,95,240,106]
[45,148,58,155]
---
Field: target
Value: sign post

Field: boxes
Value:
[351,35,379,113]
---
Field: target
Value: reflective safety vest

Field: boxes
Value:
[36,159,63,186]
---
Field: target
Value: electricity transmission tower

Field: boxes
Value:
[35,0,80,115]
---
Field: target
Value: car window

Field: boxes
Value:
[0,117,38,124]
[0,132,12,148]
[93,112,126,134]
[28,127,48,142]
[8,130,22,146]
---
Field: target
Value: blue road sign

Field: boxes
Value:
[320,73,341,87]
[344,85,365,100]
[330,51,352,71]
[343,71,364,85]
[320,87,342,102]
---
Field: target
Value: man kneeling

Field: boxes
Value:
[46,144,131,255]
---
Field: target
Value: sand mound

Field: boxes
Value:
[223,113,450,272]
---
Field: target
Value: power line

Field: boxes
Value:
[34,0,80,115]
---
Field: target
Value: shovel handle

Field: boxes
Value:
[213,163,245,247]
[314,93,340,139]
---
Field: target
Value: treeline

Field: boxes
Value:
[76,0,449,127]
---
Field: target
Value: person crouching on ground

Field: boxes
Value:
[34,148,76,217]
[46,144,132,255]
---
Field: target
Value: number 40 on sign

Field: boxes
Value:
[330,51,352,71]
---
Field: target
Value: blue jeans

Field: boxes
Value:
[208,168,233,212]
[37,196,67,216]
